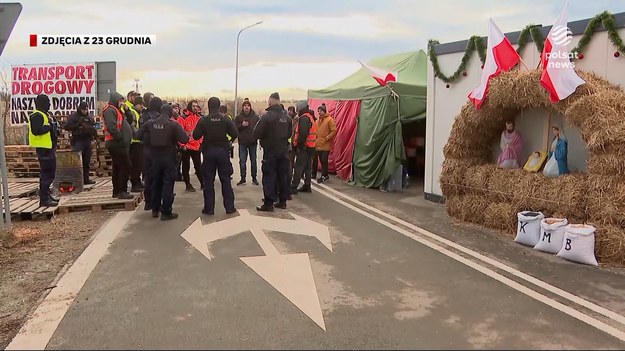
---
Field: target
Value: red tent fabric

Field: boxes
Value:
[308,99,360,181]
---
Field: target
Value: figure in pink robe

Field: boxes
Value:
[497,120,523,169]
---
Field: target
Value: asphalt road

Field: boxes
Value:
[10,146,625,350]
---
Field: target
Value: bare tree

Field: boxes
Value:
[0,61,10,142]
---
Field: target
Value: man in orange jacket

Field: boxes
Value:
[312,103,337,183]
[178,100,204,192]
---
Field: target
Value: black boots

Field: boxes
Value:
[118,192,134,200]
[256,203,274,212]
[273,202,287,209]
[297,185,312,193]
[161,212,179,221]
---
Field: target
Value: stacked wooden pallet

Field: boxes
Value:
[5,130,113,177]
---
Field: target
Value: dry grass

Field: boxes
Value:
[441,68,625,266]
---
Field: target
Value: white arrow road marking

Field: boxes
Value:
[252,212,333,252]
[180,209,332,331]
[241,253,326,331]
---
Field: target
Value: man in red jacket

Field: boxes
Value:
[178,100,204,191]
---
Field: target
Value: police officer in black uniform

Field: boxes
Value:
[137,104,189,220]
[254,92,292,212]
[193,97,239,215]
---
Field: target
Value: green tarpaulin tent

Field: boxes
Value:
[308,50,427,188]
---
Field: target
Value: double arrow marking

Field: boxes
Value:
[181,209,333,330]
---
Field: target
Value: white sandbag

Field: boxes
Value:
[514,211,544,246]
[557,224,598,266]
[534,218,568,253]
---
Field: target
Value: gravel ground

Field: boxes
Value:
[0,211,115,349]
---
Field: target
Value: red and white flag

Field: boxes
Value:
[468,19,520,109]
[358,60,397,86]
[540,1,585,102]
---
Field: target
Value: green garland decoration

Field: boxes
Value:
[430,11,625,83]
[428,36,486,83]
[571,11,625,55]
[516,24,544,55]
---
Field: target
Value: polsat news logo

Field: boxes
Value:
[29,34,155,47]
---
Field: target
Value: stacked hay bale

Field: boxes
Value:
[440,69,625,266]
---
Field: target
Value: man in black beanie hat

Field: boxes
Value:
[253,92,291,211]
[137,96,163,210]
[290,100,316,194]
[125,91,144,193]
[104,91,133,199]
[234,98,260,186]
[193,97,239,215]
[29,94,60,206]
[64,101,97,185]
[137,104,189,220]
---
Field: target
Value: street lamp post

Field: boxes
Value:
[234,21,262,117]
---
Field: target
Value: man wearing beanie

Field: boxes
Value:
[312,103,336,183]
[64,101,97,185]
[124,91,144,193]
[253,92,291,211]
[137,96,163,209]
[234,98,260,186]
[137,104,189,220]
[290,100,317,194]
[103,92,134,199]
[29,94,61,206]
[193,97,239,215]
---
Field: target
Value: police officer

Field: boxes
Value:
[137,96,163,211]
[137,104,189,220]
[254,92,292,212]
[290,100,317,194]
[29,94,60,207]
[193,97,238,215]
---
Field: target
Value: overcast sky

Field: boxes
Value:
[2,0,625,100]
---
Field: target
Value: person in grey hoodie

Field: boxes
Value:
[103,92,134,199]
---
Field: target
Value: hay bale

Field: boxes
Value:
[565,92,625,151]
[483,202,522,236]
[445,194,490,225]
[440,159,469,197]
[587,146,625,176]
[593,224,625,267]
[487,70,550,110]
[546,173,588,220]
[462,164,497,195]
[486,168,527,203]
[445,195,464,220]
[587,175,625,226]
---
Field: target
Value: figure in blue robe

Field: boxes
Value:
[543,125,569,178]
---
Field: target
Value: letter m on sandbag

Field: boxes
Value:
[542,231,551,243]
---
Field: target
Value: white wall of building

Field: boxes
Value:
[425,27,625,198]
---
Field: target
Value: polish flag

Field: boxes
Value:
[468,19,520,109]
[540,1,585,102]
[358,60,397,86]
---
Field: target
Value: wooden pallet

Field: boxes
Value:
[58,181,142,213]
[1,181,39,198]
[1,197,58,220]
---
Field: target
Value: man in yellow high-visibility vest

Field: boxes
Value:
[124,91,145,193]
[28,94,60,207]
